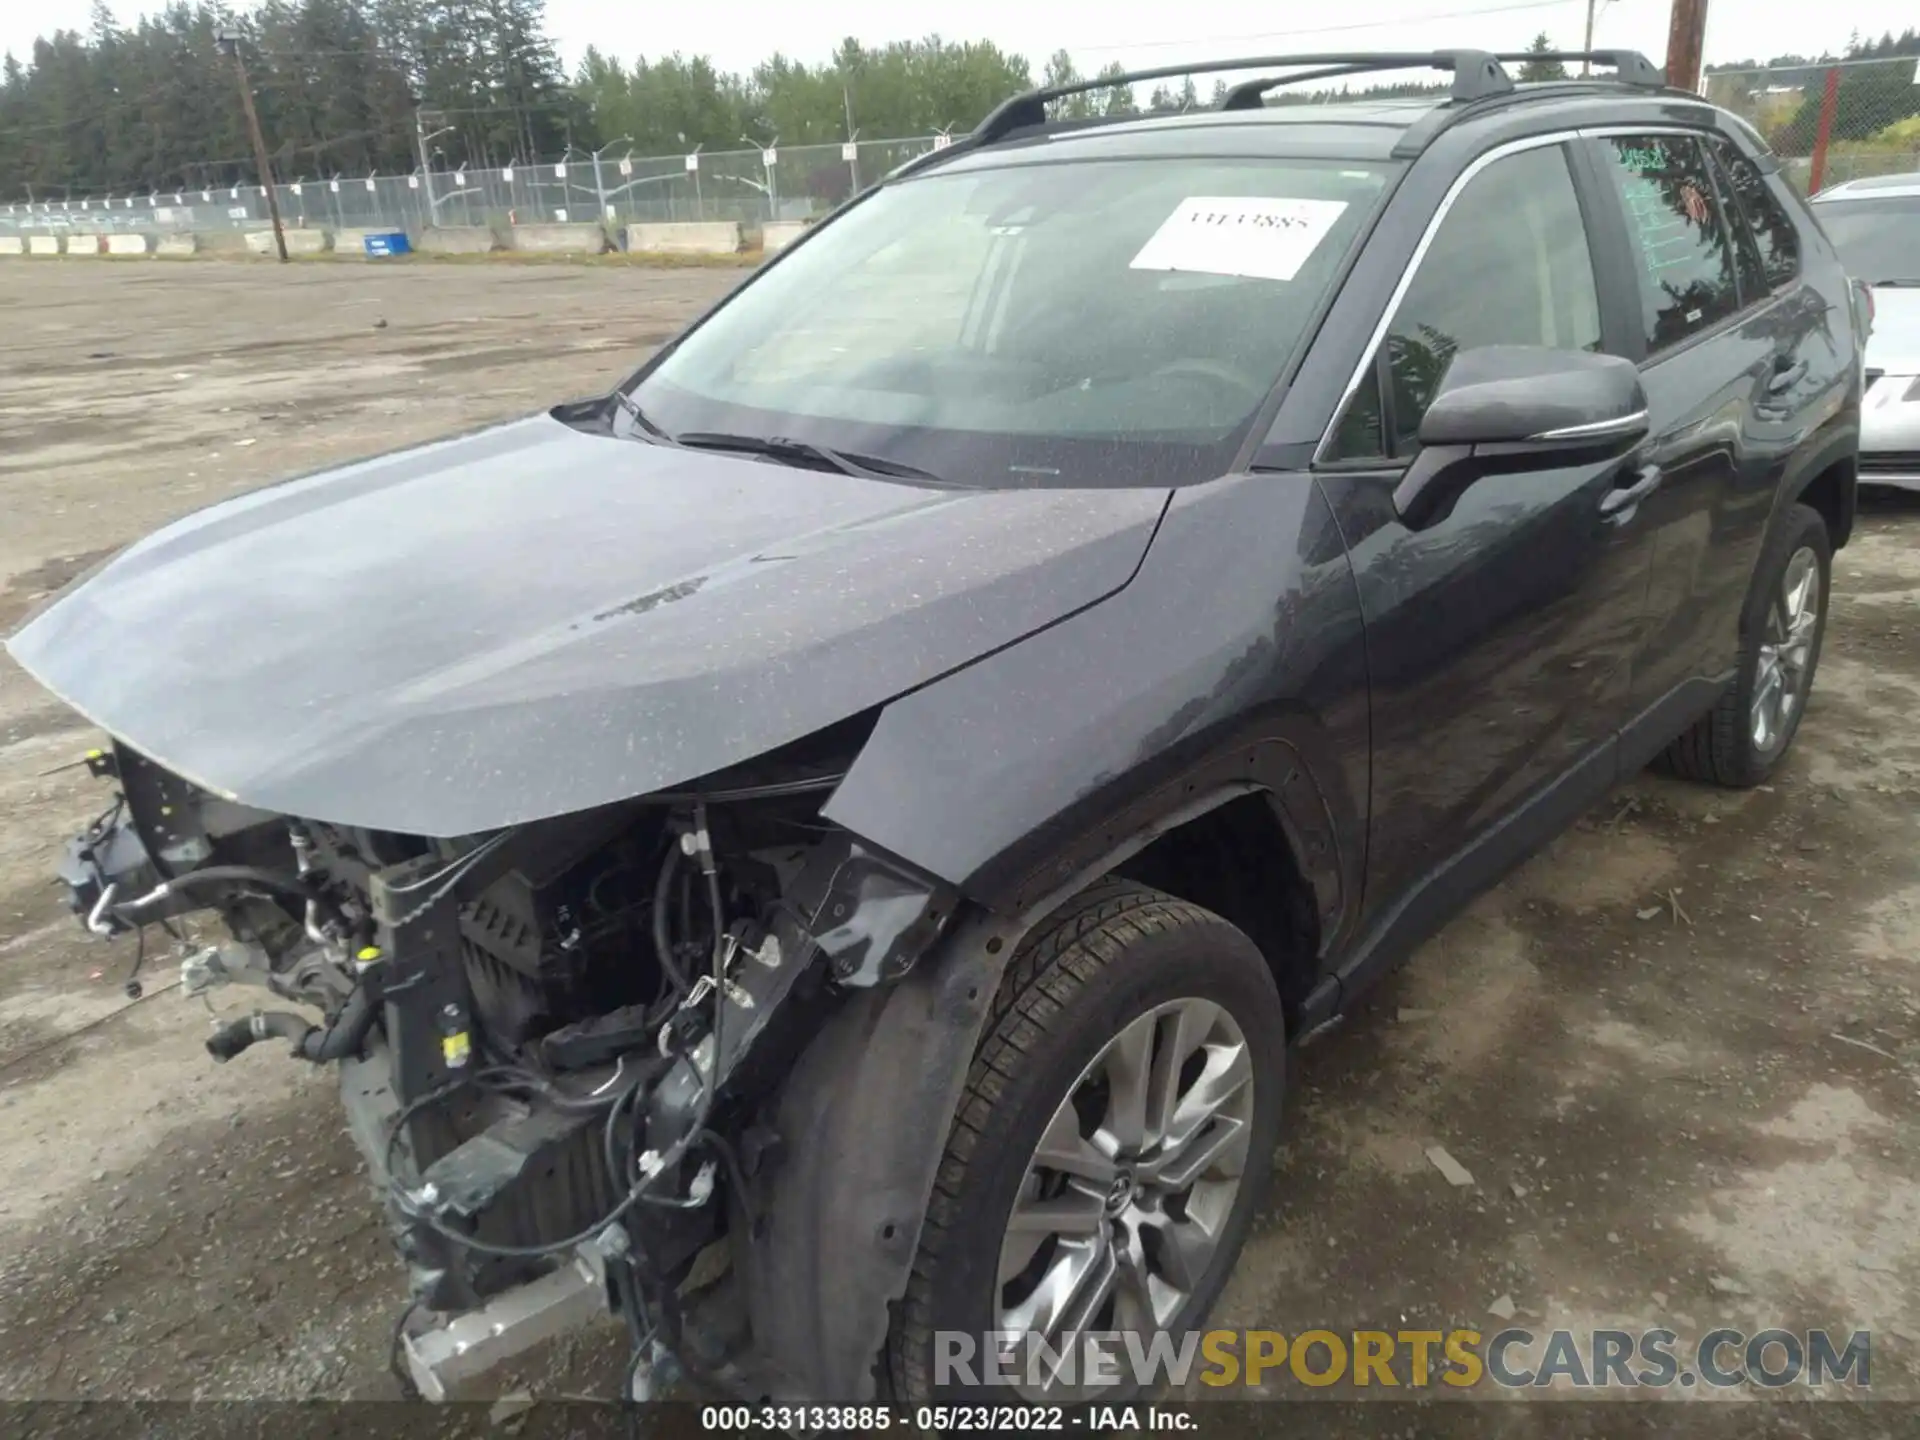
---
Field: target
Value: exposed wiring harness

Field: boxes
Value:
[650,840,693,999]
[384,802,731,1260]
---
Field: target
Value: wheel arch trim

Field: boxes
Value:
[732,765,1336,1400]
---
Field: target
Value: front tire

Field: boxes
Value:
[1662,502,1831,788]
[887,880,1285,1404]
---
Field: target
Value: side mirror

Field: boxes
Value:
[1392,346,1649,530]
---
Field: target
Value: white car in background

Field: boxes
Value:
[1813,173,1920,491]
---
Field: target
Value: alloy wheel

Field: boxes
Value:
[993,998,1253,1395]
[1751,546,1821,755]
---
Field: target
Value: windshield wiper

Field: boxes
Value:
[673,431,954,485]
[1867,278,1920,288]
[608,388,674,443]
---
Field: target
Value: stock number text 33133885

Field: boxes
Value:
[698,1405,1080,1431]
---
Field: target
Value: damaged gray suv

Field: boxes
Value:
[10,48,1862,1404]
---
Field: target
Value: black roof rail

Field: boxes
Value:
[1220,63,1437,110]
[970,50,1514,146]
[1489,49,1666,88]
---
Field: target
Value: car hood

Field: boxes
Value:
[7,414,1169,835]
[1866,286,1920,374]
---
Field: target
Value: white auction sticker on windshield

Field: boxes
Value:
[1130,196,1348,281]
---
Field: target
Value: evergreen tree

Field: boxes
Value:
[0,14,1094,199]
[1518,33,1568,82]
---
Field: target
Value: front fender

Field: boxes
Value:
[821,471,1369,947]
[734,903,1019,1401]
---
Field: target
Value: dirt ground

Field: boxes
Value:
[0,261,1915,1423]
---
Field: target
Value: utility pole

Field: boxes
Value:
[843,83,860,194]
[414,104,446,228]
[217,29,286,262]
[1581,0,1597,76]
[1664,0,1710,93]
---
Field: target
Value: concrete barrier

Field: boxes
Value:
[761,220,809,253]
[418,227,499,255]
[66,233,106,255]
[28,235,60,256]
[243,227,331,255]
[105,233,153,256]
[624,221,743,256]
[156,233,199,256]
[511,222,608,255]
[0,236,23,256]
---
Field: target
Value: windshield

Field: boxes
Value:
[1814,196,1920,284]
[631,155,1393,487]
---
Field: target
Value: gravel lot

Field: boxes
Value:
[0,261,1915,1423]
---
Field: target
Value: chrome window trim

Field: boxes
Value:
[1312,122,1717,466]
[1576,123,1724,141]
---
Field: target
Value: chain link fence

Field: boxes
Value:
[24,62,1914,242]
[0,134,956,240]
[1706,55,1920,194]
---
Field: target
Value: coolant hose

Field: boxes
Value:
[206,1010,309,1061]
[205,983,379,1064]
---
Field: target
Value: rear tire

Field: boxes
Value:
[887,879,1285,1404]
[1661,502,1830,788]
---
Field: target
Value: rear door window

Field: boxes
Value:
[1709,155,1768,304]
[1594,135,1742,353]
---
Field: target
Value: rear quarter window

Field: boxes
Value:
[1710,137,1800,291]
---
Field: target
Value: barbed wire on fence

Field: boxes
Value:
[0,135,950,235]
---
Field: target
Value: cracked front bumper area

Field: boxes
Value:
[38,729,977,1403]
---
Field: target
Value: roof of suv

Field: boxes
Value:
[906,51,1740,178]
[926,87,1728,174]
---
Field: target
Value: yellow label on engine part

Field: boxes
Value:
[441,1031,471,1067]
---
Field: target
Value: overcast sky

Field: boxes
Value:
[7,0,1915,82]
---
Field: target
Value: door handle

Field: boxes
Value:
[1599,464,1663,519]
[1767,357,1809,394]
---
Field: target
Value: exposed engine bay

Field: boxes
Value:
[59,727,958,1401]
